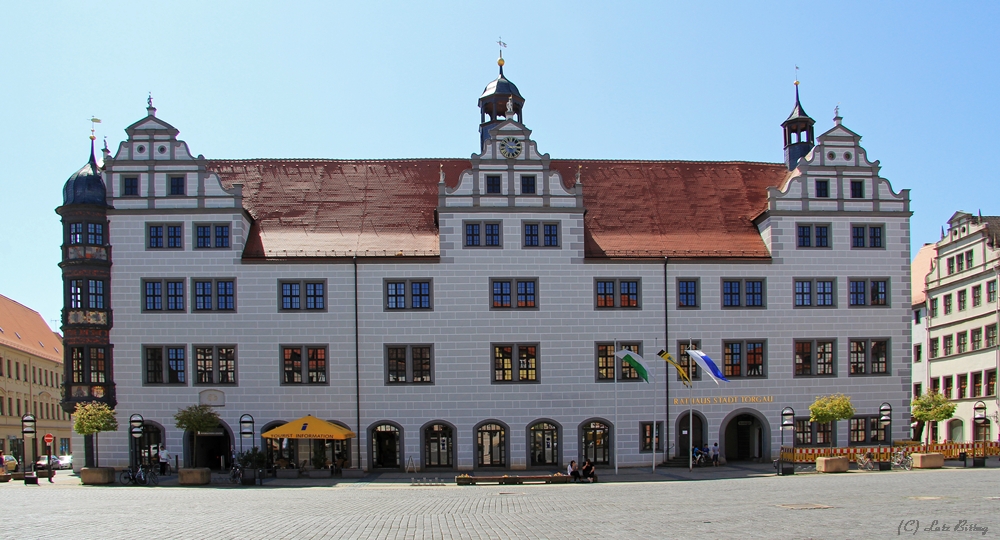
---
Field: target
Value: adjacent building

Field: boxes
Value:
[59,60,913,471]
[0,294,72,463]
[914,212,1000,443]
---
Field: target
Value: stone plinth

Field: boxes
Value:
[912,453,944,469]
[80,467,116,485]
[816,456,849,473]
[178,467,211,485]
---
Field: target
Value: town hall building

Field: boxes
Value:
[58,57,912,472]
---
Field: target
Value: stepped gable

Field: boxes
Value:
[551,159,789,259]
[208,158,788,260]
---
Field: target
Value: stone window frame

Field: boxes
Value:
[280,344,329,385]
[277,280,328,312]
[384,344,434,385]
[490,278,539,310]
[793,339,837,377]
[193,223,232,250]
[192,345,238,386]
[383,279,434,311]
[594,278,642,309]
[191,278,237,312]
[491,343,540,384]
[142,344,188,385]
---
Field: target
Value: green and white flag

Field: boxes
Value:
[615,349,651,383]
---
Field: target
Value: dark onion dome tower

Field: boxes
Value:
[478,53,525,149]
[781,80,815,170]
[57,137,117,430]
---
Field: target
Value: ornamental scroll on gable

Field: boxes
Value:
[442,120,582,209]
[767,119,909,214]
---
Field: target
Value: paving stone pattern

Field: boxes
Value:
[4,465,999,539]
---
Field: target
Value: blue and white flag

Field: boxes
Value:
[685,350,729,385]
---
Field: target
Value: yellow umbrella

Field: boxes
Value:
[261,415,356,440]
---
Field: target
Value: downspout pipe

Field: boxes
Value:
[354,256,361,470]
[664,257,669,460]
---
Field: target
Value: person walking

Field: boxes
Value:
[159,446,170,475]
[711,443,720,466]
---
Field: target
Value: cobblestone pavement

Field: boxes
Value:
[4,463,1000,539]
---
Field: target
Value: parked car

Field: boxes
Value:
[34,455,60,470]
[2,455,17,473]
[59,455,73,470]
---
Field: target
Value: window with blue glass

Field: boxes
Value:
[384,279,433,310]
[746,280,764,306]
[306,283,324,309]
[464,221,501,248]
[849,280,867,306]
[677,279,698,308]
[87,280,104,309]
[193,279,236,311]
[167,281,184,310]
[595,279,641,309]
[69,223,83,245]
[466,223,481,246]
[485,223,500,246]
[87,223,103,245]
[144,346,187,385]
[143,279,185,312]
[543,224,559,247]
[196,226,212,248]
[722,279,764,308]
[215,225,230,248]
[851,224,883,249]
[216,281,235,310]
[167,225,183,248]
[517,280,536,308]
[145,281,162,311]
[194,223,231,249]
[282,283,301,309]
[148,225,163,248]
[797,224,830,248]
[794,280,812,306]
[850,278,889,307]
[523,224,539,247]
[815,179,829,198]
[492,280,511,308]
[723,281,741,306]
[796,279,835,308]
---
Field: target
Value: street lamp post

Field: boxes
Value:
[21,414,36,485]
[239,414,257,486]
[129,414,144,472]
[878,402,892,471]
[973,401,987,467]
[778,407,795,476]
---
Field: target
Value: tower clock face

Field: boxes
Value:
[499,137,523,158]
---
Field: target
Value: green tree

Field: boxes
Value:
[174,404,221,468]
[809,394,856,450]
[911,392,956,445]
[73,402,119,468]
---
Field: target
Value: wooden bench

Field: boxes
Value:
[456,474,570,485]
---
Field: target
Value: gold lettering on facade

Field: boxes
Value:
[672,395,775,406]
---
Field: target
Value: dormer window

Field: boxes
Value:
[123,177,139,196]
[521,175,536,194]
[169,176,185,196]
[815,180,829,198]
[486,175,502,194]
[850,180,864,199]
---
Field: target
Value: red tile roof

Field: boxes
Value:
[0,294,62,363]
[208,158,788,260]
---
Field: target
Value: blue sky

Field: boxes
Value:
[2,2,998,329]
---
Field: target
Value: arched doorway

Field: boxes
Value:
[580,420,611,465]
[423,422,454,469]
[528,421,560,467]
[720,410,771,463]
[371,423,402,469]
[185,422,232,470]
[948,419,965,442]
[139,421,165,467]
[476,422,507,468]
[261,420,295,469]
[675,412,705,457]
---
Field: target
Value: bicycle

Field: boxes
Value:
[855,451,875,471]
[891,450,913,471]
[229,463,243,484]
[120,464,159,486]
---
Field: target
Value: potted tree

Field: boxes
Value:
[174,404,221,485]
[308,442,332,478]
[809,394,855,473]
[74,402,119,484]
[910,392,955,468]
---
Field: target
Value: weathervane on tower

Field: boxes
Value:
[497,37,507,75]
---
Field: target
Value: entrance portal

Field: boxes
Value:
[372,424,400,469]
[676,413,704,457]
[187,428,232,470]
[724,413,764,462]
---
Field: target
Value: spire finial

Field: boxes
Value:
[147,92,153,108]
[834,103,842,125]
[497,37,507,75]
[89,116,101,141]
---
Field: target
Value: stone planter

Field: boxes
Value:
[816,456,849,473]
[80,467,116,485]
[178,467,211,485]
[912,453,944,469]
[275,468,300,479]
[341,468,365,478]
[240,468,258,486]
[307,469,332,479]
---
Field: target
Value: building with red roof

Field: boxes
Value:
[59,59,912,472]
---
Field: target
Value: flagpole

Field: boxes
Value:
[689,339,693,473]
